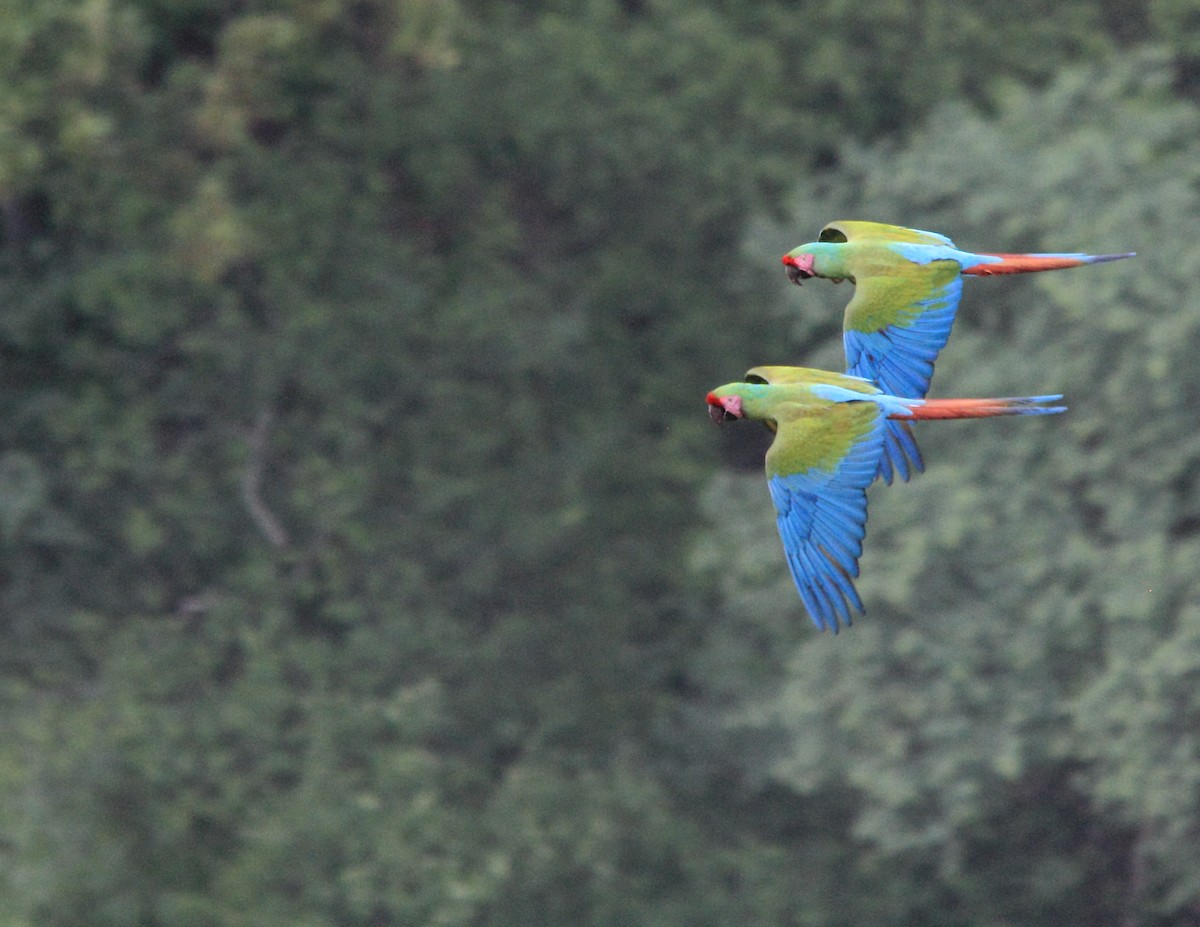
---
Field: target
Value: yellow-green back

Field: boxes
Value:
[744,365,880,395]
[820,220,955,247]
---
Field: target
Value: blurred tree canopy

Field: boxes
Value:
[0,0,1197,925]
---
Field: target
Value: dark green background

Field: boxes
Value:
[1,1,1197,923]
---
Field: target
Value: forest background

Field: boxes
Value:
[2,1,1199,924]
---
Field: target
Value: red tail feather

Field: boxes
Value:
[893,397,1065,420]
[962,252,1133,275]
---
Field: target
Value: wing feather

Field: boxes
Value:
[843,265,962,483]
[821,220,956,247]
[766,402,884,632]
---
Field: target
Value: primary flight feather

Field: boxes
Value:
[781,220,1131,484]
[706,365,1065,633]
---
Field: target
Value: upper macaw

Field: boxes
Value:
[781,220,1131,484]
[706,364,1065,632]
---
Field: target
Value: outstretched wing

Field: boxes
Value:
[766,400,884,632]
[743,364,877,393]
[842,259,962,484]
[819,220,955,247]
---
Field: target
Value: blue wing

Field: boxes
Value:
[767,408,885,632]
[843,268,962,484]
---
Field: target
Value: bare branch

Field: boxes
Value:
[242,407,289,548]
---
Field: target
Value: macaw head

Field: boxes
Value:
[706,389,743,424]
[781,240,848,285]
[707,376,776,426]
[782,249,816,284]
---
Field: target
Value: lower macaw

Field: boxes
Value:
[707,365,1065,632]
[780,220,1131,483]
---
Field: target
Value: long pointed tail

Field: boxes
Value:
[891,395,1066,420]
[961,251,1134,276]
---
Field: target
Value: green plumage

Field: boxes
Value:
[707,369,885,478]
[766,401,880,480]
[706,365,1068,631]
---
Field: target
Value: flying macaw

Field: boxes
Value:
[781,220,1131,484]
[706,365,1065,632]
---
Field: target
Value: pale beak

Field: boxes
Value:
[782,252,815,285]
[706,393,742,424]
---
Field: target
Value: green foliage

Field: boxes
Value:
[2,0,1198,924]
[0,0,807,921]
[717,0,1115,139]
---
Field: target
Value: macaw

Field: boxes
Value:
[781,220,1131,484]
[706,364,1065,632]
